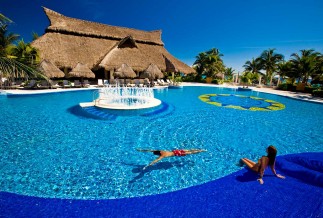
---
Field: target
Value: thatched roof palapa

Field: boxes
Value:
[38,59,65,78]
[31,7,194,75]
[114,63,136,78]
[68,62,95,78]
[141,63,164,79]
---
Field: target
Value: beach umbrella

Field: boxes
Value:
[141,63,164,79]
[67,62,95,79]
[38,59,65,78]
[113,63,136,78]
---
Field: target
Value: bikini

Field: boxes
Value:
[173,149,186,156]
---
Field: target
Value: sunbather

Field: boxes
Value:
[137,148,206,170]
[240,145,285,184]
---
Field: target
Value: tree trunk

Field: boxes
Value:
[269,75,273,86]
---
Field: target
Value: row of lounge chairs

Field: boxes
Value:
[97,78,173,87]
[1,79,91,90]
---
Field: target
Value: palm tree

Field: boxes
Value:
[193,52,208,77]
[277,61,296,84]
[0,13,45,87]
[193,48,225,80]
[0,13,12,26]
[240,71,253,88]
[0,24,19,57]
[32,32,39,40]
[258,49,284,86]
[10,39,40,67]
[290,49,320,84]
[243,58,263,84]
[224,67,234,81]
[312,53,323,84]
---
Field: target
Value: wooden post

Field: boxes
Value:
[110,68,114,79]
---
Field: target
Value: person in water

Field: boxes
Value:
[137,148,207,170]
[240,145,285,184]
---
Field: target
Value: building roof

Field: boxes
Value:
[32,7,194,74]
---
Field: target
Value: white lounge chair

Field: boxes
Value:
[166,79,173,85]
[157,79,166,86]
[97,79,104,87]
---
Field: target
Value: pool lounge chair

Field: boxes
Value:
[63,80,72,88]
[97,79,104,87]
[49,80,61,89]
[143,78,151,87]
[166,79,173,85]
[73,80,82,88]
[157,79,167,86]
[7,81,24,89]
[118,79,125,87]
[38,80,50,89]
[134,79,144,87]
[125,79,135,87]
[104,80,109,86]
[109,79,117,87]
[24,80,37,89]
[153,81,159,86]
[83,80,91,88]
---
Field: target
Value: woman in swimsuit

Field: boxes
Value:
[240,145,285,184]
[137,148,207,170]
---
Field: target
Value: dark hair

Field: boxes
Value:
[267,145,277,166]
[153,150,161,156]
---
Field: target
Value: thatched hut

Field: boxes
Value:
[67,62,95,78]
[37,59,65,78]
[31,7,194,80]
[141,63,164,79]
[114,63,136,78]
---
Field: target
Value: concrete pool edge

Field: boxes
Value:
[1,152,322,217]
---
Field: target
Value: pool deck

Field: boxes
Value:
[2,82,322,104]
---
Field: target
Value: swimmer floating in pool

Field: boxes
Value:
[137,148,207,170]
[240,145,285,185]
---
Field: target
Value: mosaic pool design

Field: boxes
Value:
[0,87,322,200]
[199,94,285,111]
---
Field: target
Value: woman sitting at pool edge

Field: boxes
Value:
[137,148,207,170]
[241,145,285,184]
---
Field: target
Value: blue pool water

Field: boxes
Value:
[0,86,322,199]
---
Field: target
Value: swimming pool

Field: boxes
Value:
[0,86,322,199]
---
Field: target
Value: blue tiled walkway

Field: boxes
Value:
[1,153,322,217]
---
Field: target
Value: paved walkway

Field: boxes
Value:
[1,83,322,104]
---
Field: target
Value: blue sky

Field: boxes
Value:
[2,0,323,72]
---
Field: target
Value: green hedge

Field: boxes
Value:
[312,90,323,97]
[278,83,318,93]
[277,83,296,91]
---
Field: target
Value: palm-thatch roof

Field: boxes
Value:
[114,63,136,78]
[141,63,164,79]
[38,59,65,78]
[67,62,95,78]
[31,7,194,75]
